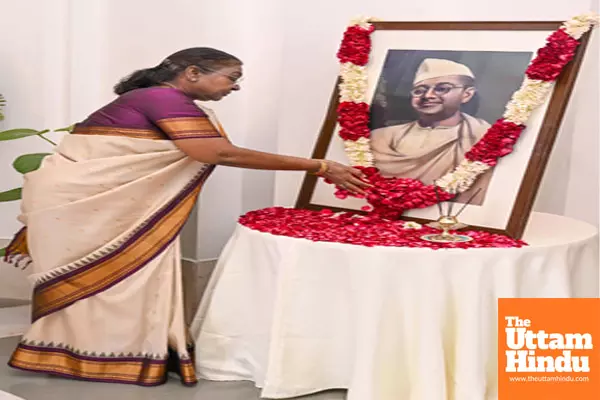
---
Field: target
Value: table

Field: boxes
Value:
[0,391,24,400]
[190,212,598,400]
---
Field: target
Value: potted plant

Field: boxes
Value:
[0,95,72,255]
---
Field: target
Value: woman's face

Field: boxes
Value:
[183,64,243,101]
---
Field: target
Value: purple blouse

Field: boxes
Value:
[74,87,224,141]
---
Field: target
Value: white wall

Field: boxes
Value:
[0,0,284,261]
[0,0,598,267]
[274,0,600,229]
[0,1,54,240]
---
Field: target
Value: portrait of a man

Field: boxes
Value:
[369,51,533,205]
[303,23,582,238]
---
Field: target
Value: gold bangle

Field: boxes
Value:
[310,160,328,176]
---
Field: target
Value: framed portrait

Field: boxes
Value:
[295,21,592,238]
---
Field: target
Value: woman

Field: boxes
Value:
[5,47,369,387]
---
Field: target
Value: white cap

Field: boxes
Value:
[413,58,475,84]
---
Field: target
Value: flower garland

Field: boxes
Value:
[239,207,526,249]
[333,13,598,218]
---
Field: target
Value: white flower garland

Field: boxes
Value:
[344,137,373,166]
[339,63,369,103]
[338,13,599,195]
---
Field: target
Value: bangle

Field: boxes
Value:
[310,160,328,176]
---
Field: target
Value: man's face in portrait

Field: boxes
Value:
[410,75,475,120]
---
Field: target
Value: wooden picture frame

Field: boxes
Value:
[295,21,591,238]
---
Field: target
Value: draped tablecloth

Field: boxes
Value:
[0,391,25,400]
[190,212,598,400]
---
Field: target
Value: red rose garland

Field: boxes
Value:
[464,27,580,166]
[337,102,371,141]
[331,17,595,218]
[327,166,454,219]
[525,29,580,81]
[465,120,526,165]
[337,25,375,66]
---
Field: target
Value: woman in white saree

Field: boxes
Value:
[4,47,369,387]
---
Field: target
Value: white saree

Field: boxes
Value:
[6,118,220,386]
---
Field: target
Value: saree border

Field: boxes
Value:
[8,342,198,387]
[31,165,215,323]
[2,226,32,269]
[72,126,168,140]
[157,117,225,140]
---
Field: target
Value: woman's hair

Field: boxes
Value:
[113,47,242,95]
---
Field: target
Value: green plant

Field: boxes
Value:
[0,95,73,256]
[0,126,74,203]
[0,94,5,121]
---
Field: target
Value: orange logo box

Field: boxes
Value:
[498,298,600,400]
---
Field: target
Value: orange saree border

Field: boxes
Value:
[72,126,168,140]
[72,117,227,141]
[2,226,32,269]
[4,226,28,256]
[30,165,215,323]
[179,360,197,386]
[9,342,198,386]
[156,117,225,140]
[167,345,198,386]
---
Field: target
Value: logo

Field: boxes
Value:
[498,298,600,399]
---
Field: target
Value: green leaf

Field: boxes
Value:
[13,153,51,174]
[0,94,5,121]
[0,188,22,202]
[0,129,40,141]
[0,248,5,257]
[54,125,74,133]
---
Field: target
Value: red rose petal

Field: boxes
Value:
[239,207,526,249]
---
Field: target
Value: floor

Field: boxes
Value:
[0,336,347,400]
[0,306,29,340]
[0,280,347,400]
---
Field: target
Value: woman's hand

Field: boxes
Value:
[321,161,372,195]
[172,137,372,196]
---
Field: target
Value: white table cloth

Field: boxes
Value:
[0,391,25,400]
[190,212,598,400]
